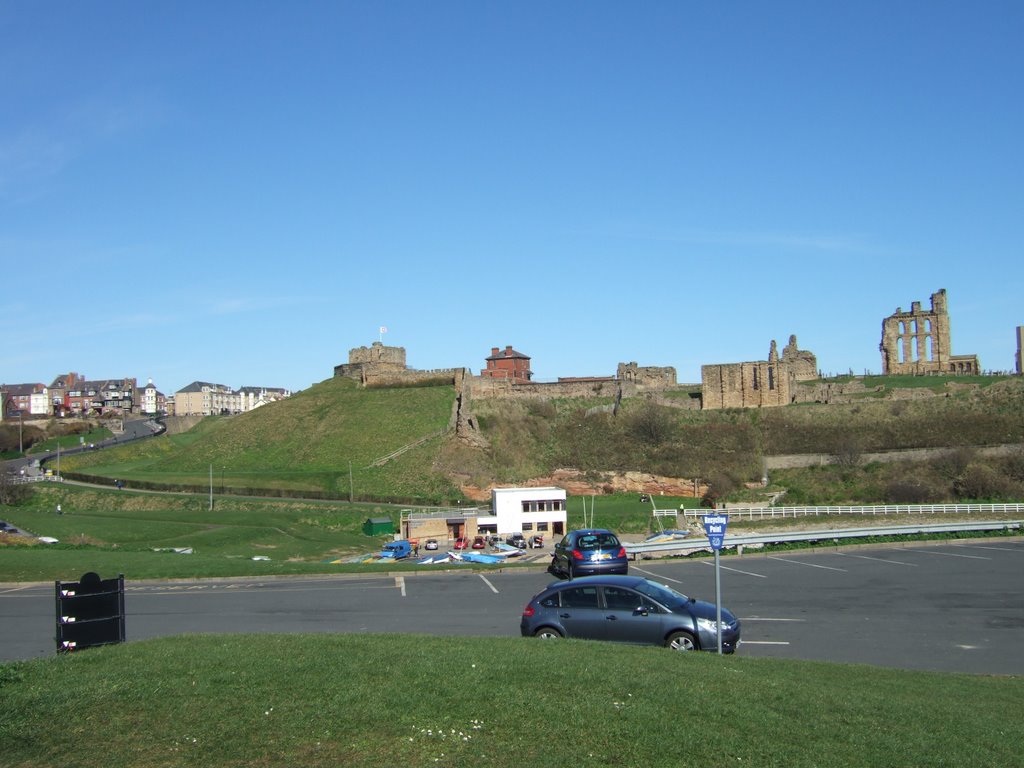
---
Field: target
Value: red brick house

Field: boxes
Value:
[481,345,532,382]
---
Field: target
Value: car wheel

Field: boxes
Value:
[667,631,698,651]
[534,627,563,640]
[566,563,575,580]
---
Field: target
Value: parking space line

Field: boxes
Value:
[478,574,498,594]
[698,561,768,578]
[631,567,684,584]
[768,557,846,571]
[903,549,990,560]
[741,617,806,622]
[837,552,918,566]
[950,543,1022,553]
[741,641,791,646]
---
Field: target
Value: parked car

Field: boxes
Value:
[424,539,439,551]
[380,540,412,559]
[529,534,544,548]
[486,535,500,547]
[472,535,487,549]
[506,532,527,549]
[520,575,741,653]
[550,528,628,579]
[454,536,469,550]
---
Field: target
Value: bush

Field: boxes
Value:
[884,479,942,504]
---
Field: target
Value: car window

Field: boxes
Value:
[577,533,620,550]
[559,586,600,609]
[602,586,642,612]
[634,580,689,610]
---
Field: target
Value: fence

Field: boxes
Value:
[681,502,1024,522]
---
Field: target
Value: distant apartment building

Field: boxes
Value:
[481,345,532,382]
[175,381,238,415]
[175,382,292,415]
[1,383,49,418]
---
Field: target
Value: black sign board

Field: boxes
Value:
[55,572,125,652]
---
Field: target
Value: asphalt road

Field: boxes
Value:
[2,538,1022,674]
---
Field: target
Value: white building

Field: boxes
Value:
[477,487,568,537]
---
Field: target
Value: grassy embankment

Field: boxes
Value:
[58,377,461,503]
[1,634,1020,767]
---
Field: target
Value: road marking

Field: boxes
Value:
[396,576,406,597]
[951,544,1021,553]
[837,553,918,566]
[903,549,990,560]
[699,561,768,578]
[767,557,846,571]
[0,585,31,595]
[478,574,499,593]
[741,641,791,646]
[741,617,806,622]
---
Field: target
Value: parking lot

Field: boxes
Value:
[1,538,1022,673]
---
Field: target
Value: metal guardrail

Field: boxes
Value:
[624,520,1024,557]
[680,503,1024,521]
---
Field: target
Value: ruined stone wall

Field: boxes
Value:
[781,335,818,381]
[468,376,627,400]
[702,360,791,409]
[701,336,808,410]
[361,368,464,388]
[880,289,952,374]
[616,362,677,389]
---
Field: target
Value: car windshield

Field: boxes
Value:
[576,533,620,550]
[634,580,690,610]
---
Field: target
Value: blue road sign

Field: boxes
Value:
[702,514,729,551]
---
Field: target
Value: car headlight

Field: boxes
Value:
[696,617,722,634]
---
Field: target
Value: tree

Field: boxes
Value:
[0,469,32,505]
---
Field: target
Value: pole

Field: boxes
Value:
[348,460,353,503]
[714,548,723,655]
[209,464,213,511]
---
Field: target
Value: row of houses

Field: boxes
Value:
[0,373,291,420]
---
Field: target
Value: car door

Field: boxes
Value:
[555,585,606,640]
[599,586,665,645]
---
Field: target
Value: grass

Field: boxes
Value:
[58,378,460,503]
[0,634,1020,767]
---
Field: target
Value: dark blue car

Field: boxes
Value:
[550,528,628,579]
[520,575,741,653]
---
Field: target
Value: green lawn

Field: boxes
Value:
[0,634,1020,767]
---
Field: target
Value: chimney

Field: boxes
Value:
[491,347,499,356]
[505,345,513,356]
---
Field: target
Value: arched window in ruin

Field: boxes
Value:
[925,335,933,361]
[911,336,919,362]
[768,366,775,391]
[897,336,905,363]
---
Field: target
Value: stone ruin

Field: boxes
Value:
[701,335,818,410]
[879,289,979,375]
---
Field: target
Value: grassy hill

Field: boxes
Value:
[56,376,1024,506]
[61,377,460,503]
[1,634,1020,767]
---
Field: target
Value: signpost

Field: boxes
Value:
[702,513,729,654]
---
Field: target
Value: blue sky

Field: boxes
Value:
[2,2,1021,394]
